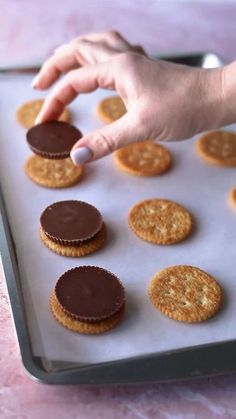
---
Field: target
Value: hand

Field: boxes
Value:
[33,35,226,165]
[32,30,146,90]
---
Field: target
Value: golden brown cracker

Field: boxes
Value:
[128,199,193,244]
[148,265,222,323]
[114,141,172,176]
[230,186,236,208]
[96,96,126,123]
[196,131,236,166]
[50,291,124,334]
[25,155,83,188]
[40,223,106,257]
[16,99,70,129]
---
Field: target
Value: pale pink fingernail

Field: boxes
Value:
[70,147,93,165]
[31,74,40,88]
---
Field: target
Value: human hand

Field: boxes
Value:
[33,34,226,165]
[32,30,146,90]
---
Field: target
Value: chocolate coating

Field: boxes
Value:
[40,200,103,243]
[55,266,125,321]
[26,121,82,159]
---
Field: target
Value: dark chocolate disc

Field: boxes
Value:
[55,266,125,322]
[40,200,103,244]
[26,121,82,159]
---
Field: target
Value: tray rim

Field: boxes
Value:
[2,51,236,385]
[0,50,225,74]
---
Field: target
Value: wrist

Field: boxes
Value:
[221,60,236,125]
[199,66,227,131]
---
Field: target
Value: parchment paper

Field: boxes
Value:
[0,74,235,364]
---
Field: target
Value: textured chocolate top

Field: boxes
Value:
[55,266,125,321]
[40,200,103,243]
[26,121,82,159]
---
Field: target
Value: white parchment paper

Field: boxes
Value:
[0,74,236,364]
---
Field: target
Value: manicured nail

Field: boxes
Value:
[70,147,93,165]
[31,74,40,88]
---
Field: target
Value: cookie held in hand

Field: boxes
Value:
[26,121,82,159]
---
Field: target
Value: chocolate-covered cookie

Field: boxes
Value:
[56,266,125,321]
[40,200,106,257]
[50,266,125,333]
[40,200,103,244]
[26,121,82,159]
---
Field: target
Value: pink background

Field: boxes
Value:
[1,1,236,418]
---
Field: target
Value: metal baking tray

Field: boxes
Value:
[2,51,236,385]
[157,51,223,68]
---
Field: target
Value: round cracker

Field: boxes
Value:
[128,199,193,244]
[16,99,70,129]
[230,186,236,208]
[50,291,125,334]
[96,96,126,123]
[148,265,222,323]
[114,140,172,176]
[196,131,236,166]
[25,155,83,188]
[40,223,106,257]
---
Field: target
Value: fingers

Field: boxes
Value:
[132,44,147,56]
[35,63,114,124]
[32,31,145,91]
[32,31,128,90]
[81,31,145,56]
[32,43,79,90]
[79,30,131,50]
[70,112,142,162]
[74,40,114,64]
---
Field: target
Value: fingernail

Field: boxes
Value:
[31,74,40,88]
[70,147,93,165]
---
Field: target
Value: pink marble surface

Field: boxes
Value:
[1,1,236,418]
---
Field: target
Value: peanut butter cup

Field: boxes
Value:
[40,200,106,256]
[50,266,125,333]
[26,121,82,159]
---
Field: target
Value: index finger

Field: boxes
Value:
[32,43,79,90]
[35,62,115,124]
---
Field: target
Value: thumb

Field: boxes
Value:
[70,112,142,163]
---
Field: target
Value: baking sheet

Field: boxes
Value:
[0,74,235,365]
